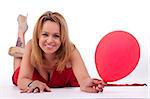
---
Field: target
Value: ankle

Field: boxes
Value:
[18,32,25,38]
[16,36,25,48]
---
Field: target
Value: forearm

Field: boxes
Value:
[77,73,91,87]
[73,65,91,86]
[71,48,91,86]
[17,77,33,90]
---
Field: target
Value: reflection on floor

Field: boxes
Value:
[0,84,148,99]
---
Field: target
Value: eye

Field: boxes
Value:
[53,33,60,38]
[42,32,49,36]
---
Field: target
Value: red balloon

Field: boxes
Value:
[95,30,140,82]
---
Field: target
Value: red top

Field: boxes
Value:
[12,67,79,87]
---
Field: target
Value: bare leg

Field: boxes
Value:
[8,15,28,71]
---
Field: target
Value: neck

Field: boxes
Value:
[43,53,56,64]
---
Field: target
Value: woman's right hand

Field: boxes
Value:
[20,80,51,93]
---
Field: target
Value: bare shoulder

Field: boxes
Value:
[70,45,81,60]
[25,40,32,50]
[26,39,32,46]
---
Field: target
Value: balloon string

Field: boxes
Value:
[105,83,147,86]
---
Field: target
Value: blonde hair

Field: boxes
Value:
[31,11,72,72]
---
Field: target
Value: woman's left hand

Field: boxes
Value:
[80,78,106,93]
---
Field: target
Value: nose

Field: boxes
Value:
[46,36,54,43]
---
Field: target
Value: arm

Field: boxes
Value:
[17,40,34,89]
[70,48,104,93]
[17,40,50,93]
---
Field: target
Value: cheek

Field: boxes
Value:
[38,39,44,48]
[39,37,45,43]
[57,40,61,47]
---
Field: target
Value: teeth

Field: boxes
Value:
[46,45,53,48]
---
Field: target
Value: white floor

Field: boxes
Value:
[0,84,149,99]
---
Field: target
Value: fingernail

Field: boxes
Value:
[100,89,103,92]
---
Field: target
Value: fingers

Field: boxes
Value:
[20,81,51,93]
[95,85,103,92]
[91,78,105,93]
[92,78,107,88]
[92,78,106,85]
[38,83,51,92]
[96,87,103,92]
[32,84,50,93]
[33,87,40,93]
[20,86,51,93]
[92,84,103,93]
[20,88,29,93]
[84,86,103,93]
[45,86,51,92]
[81,87,99,93]
[98,83,104,88]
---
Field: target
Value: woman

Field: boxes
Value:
[9,11,105,93]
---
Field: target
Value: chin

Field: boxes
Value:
[44,50,57,54]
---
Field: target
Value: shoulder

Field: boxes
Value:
[70,45,81,61]
[27,39,32,46]
[24,39,32,52]
[26,40,32,48]
[71,43,76,51]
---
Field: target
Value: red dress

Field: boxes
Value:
[12,67,79,87]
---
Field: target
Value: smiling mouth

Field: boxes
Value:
[46,45,54,48]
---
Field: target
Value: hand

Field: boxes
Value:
[80,78,106,93]
[20,80,51,93]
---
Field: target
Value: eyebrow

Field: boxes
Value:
[54,33,60,35]
[41,31,48,33]
[41,31,60,35]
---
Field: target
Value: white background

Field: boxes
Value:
[0,0,149,87]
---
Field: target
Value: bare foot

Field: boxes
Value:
[17,14,28,35]
[8,47,24,57]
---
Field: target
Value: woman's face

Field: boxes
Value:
[39,21,61,55]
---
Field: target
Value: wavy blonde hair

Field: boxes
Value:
[31,11,72,72]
